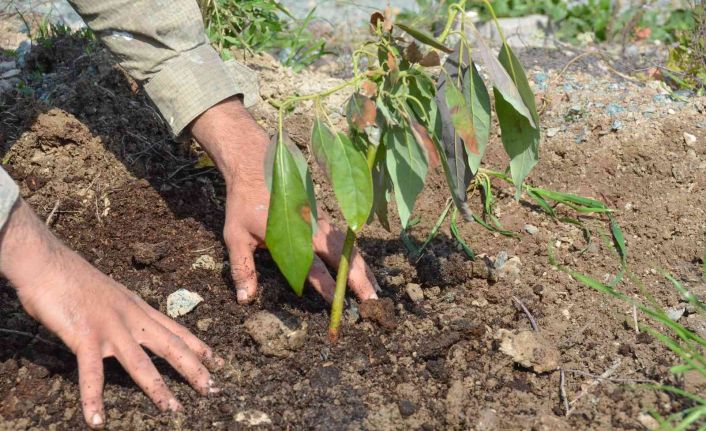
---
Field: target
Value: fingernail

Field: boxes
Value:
[91,413,104,427]
[167,398,181,412]
[373,279,382,293]
[369,292,379,300]
[236,289,249,303]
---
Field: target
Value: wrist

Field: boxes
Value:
[189,97,269,185]
[0,198,64,294]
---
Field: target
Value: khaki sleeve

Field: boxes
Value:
[0,167,19,232]
[67,0,254,137]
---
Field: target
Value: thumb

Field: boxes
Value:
[227,238,259,304]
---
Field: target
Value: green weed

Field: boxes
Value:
[199,0,328,71]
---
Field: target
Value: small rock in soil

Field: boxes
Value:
[683,132,697,147]
[417,331,463,359]
[166,289,204,318]
[666,306,686,321]
[637,412,660,430]
[191,254,223,272]
[476,408,498,431]
[524,224,539,235]
[359,298,397,330]
[243,311,307,358]
[496,329,560,373]
[497,256,522,280]
[397,400,417,417]
[131,241,168,266]
[234,410,272,427]
[405,283,424,303]
[196,318,213,332]
[686,314,706,339]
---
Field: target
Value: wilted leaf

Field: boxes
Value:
[435,44,474,218]
[464,63,491,174]
[265,138,314,294]
[419,51,440,67]
[396,23,453,53]
[385,125,428,228]
[409,120,440,168]
[194,153,216,169]
[472,30,536,128]
[370,11,393,33]
[369,145,391,230]
[387,51,399,75]
[496,43,541,199]
[347,93,377,133]
[404,42,423,63]
[444,74,478,155]
[311,119,373,231]
[361,79,378,98]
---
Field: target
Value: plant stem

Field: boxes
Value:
[328,143,379,343]
[328,227,356,343]
[439,0,467,43]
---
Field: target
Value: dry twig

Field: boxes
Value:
[512,295,539,332]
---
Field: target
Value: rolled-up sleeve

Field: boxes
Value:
[0,168,19,231]
[68,0,253,137]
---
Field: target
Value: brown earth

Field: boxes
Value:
[0,33,705,430]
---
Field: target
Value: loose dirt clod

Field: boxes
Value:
[130,241,168,266]
[359,298,397,329]
[496,329,560,373]
[243,311,307,358]
[405,283,424,303]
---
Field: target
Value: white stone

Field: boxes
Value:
[234,410,272,427]
[683,132,697,147]
[166,289,204,318]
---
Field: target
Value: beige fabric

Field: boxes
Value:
[68,0,257,136]
[0,167,19,231]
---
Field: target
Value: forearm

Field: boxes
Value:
[189,97,269,186]
[68,0,245,137]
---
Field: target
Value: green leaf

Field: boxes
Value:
[495,91,540,201]
[610,216,627,265]
[385,125,428,228]
[396,23,453,53]
[472,31,536,128]
[263,135,317,233]
[494,43,542,200]
[464,63,491,174]
[498,43,540,128]
[311,119,373,231]
[265,138,314,294]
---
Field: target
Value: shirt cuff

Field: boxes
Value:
[144,44,258,138]
[0,167,19,232]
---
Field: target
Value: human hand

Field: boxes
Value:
[0,199,222,429]
[190,97,380,304]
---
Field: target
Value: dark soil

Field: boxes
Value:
[1,32,705,430]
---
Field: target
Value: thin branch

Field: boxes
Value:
[560,368,570,415]
[512,295,539,332]
[45,199,60,226]
[566,359,622,416]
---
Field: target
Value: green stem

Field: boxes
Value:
[439,0,467,43]
[328,228,357,343]
[328,144,378,343]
